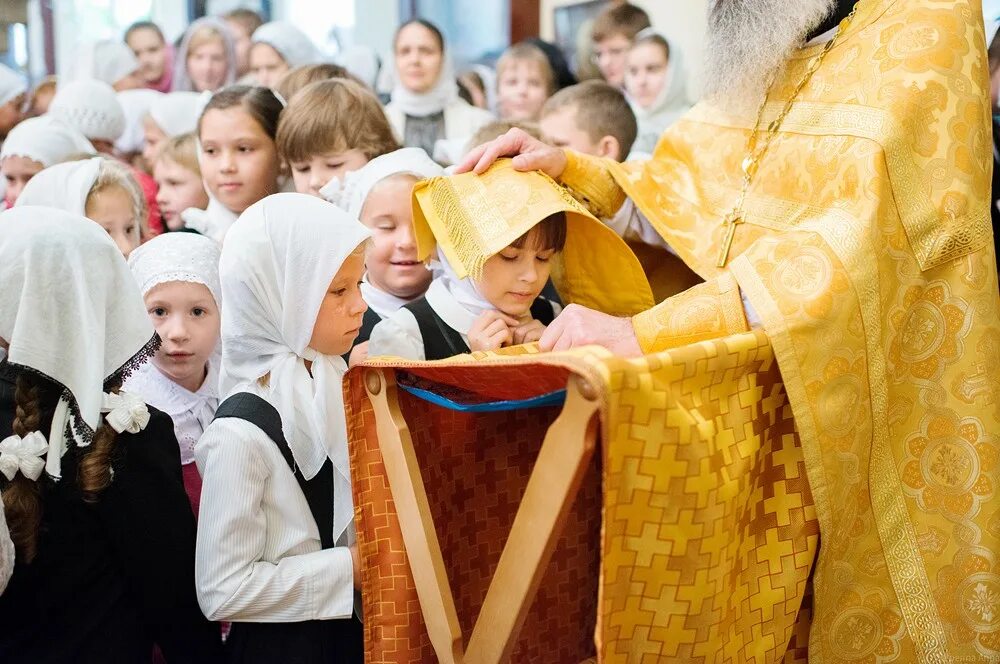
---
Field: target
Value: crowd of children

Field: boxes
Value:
[0,3,675,661]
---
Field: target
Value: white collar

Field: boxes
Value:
[425,278,479,336]
[360,275,417,319]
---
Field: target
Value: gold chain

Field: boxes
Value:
[716,3,860,267]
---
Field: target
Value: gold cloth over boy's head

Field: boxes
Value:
[411,159,654,317]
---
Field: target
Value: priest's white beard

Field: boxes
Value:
[703,0,835,114]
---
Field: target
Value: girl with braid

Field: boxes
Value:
[0,206,222,662]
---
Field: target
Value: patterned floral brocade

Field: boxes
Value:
[347,336,820,662]
[560,0,1000,660]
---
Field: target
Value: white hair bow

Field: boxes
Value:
[0,431,49,481]
[101,391,150,434]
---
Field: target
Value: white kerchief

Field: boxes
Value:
[251,22,322,69]
[323,147,443,219]
[180,196,237,244]
[0,206,156,479]
[15,157,102,216]
[0,64,26,107]
[127,232,222,306]
[0,116,95,168]
[115,88,163,154]
[73,40,140,86]
[219,193,370,543]
[426,248,493,335]
[387,50,460,118]
[149,91,210,138]
[360,277,410,319]
[172,17,237,93]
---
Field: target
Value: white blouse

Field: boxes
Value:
[125,359,219,466]
[368,279,474,362]
[194,414,355,622]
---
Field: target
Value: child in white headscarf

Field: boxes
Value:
[173,17,238,93]
[48,79,126,155]
[249,21,322,89]
[125,233,221,516]
[195,193,369,663]
[0,206,223,662]
[384,19,493,165]
[321,147,442,363]
[0,63,26,140]
[16,157,146,256]
[0,116,94,207]
[72,39,144,91]
[142,90,208,167]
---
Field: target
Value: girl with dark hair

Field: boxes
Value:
[185,85,283,243]
[0,206,222,663]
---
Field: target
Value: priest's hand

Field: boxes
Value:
[539,304,643,357]
[455,128,568,179]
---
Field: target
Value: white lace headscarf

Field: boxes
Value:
[0,206,156,480]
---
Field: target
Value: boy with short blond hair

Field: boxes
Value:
[538,80,637,162]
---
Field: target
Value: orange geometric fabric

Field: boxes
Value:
[346,334,820,662]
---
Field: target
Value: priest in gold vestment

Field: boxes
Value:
[459,0,1000,660]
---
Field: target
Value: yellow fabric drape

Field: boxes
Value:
[561,0,1000,660]
[411,159,654,317]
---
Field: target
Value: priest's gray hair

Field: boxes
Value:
[703,0,836,114]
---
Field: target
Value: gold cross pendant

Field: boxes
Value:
[717,211,744,267]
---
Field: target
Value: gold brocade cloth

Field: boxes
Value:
[347,335,818,662]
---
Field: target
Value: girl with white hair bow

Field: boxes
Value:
[0,206,222,662]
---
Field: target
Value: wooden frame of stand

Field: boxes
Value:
[364,368,601,664]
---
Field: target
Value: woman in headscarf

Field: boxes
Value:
[0,206,222,662]
[383,19,494,165]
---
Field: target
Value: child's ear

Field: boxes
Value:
[597,135,622,161]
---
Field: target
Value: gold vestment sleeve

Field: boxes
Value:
[632,272,748,353]
[559,150,627,220]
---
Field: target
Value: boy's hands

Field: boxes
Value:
[468,311,549,352]
[468,310,518,352]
